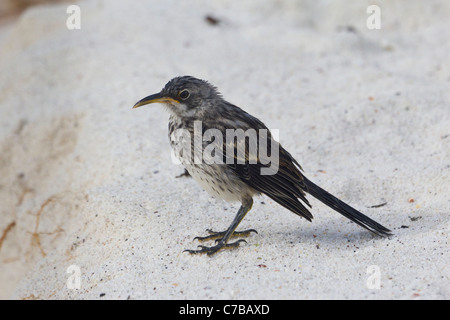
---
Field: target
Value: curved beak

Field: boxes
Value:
[132,92,179,109]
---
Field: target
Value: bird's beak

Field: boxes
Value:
[132,92,179,109]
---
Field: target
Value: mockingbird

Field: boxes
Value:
[133,76,391,255]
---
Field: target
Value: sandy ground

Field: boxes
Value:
[0,0,448,299]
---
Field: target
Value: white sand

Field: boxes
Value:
[0,0,448,299]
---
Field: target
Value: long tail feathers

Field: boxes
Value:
[303,177,391,236]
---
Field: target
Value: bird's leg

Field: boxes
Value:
[184,198,254,256]
[175,168,191,178]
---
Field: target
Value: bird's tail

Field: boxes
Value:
[303,177,391,236]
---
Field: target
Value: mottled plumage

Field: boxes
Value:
[133,76,391,255]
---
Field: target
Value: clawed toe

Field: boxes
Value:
[184,239,248,256]
[193,229,224,242]
[193,228,257,243]
[175,169,191,178]
[185,227,257,255]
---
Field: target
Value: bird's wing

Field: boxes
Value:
[214,104,314,221]
[227,141,314,221]
[209,103,391,235]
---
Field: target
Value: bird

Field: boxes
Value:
[132,76,391,255]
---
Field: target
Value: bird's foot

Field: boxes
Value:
[184,239,247,256]
[184,201,255,255]
[193,228,258,242]
[175,169,190,178]
[184,228,257,255]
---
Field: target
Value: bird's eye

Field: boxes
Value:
[179,89,190,100]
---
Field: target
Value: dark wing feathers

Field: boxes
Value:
[215,103,391,235]
[231,146,314,221]
[218,108,314,221]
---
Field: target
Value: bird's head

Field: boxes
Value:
[132,76,222,118]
